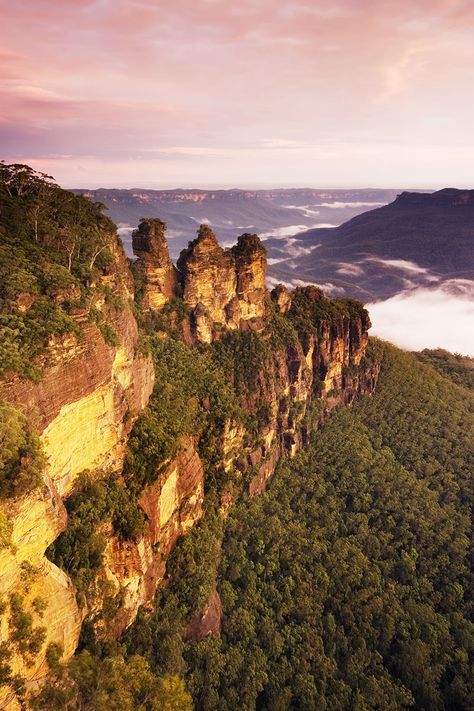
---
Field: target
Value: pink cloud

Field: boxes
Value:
[1,0,473,186]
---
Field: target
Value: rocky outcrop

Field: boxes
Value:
[132,219,178,311]
[92,436,204,639]
[231,233,267,325]
[0,479,82,695]
[0,287,154,496]
[130,224,267,343]
[185,588,222,642]
[236,286,376,496]
[271,284,292,314]
[0,215,379,706]
[177,225,238,343]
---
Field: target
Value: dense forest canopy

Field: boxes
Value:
[414,349,474,392]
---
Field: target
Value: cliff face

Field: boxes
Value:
[0,241,154,496]
[92,436,204,639]
[236,287,376,497]
[0,480,81,699]
[0,240,154,707]
[48,224,376,663]
[231,233,267,324]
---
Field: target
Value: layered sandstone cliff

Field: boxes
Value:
[0,240,154,707]
[220,285,377,497]
[91,436,205,639]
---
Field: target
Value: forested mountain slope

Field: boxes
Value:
[415,349,474,391]
[177,343,473,710]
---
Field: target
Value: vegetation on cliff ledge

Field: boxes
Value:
[0,162,122,380]
[0,400,45,500]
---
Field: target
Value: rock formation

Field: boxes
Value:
[134,223,268,343]
[177,225,239,342]
[94,436,205,638]
[231,233,267,325]
[234,285,376,496]
[176,225,267,343]
[132,218,178,311]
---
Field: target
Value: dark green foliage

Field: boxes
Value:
[45,642,64,674]
[98,322,120,347]
[47,471,144,603]
[183,343,473,710]
[121,508,223,679]
[122,591,187,678]
[0,303,80,382]
[0,641,13,685]
[266,307,300,351]
[9,593,46,660]
[167,509,223,616]
[415,348,474,391]
[211,330,270,393]
[0,162,119,380]
[121,512,223,688]
[288,286,368,337]
[210,330,279,432]
[29,649,193,711]
[125,337,241,493]
[149,297,189,334]
[360,343,473,510]
[0,400,45,498]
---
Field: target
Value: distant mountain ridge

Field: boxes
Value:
[72,187,401,259]
[74,186,400,204]
[267,188,474,301]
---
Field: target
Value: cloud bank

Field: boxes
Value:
[367,281,474,355]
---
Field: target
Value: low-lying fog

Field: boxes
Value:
[366,281,474,356]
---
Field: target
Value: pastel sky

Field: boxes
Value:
[1,0,473,187]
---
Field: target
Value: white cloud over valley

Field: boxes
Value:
[367,282,474,356]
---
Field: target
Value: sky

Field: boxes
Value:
[1,0,474,188]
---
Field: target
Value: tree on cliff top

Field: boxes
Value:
[0,162,122,381]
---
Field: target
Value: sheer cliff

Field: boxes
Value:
[0,165,379,708]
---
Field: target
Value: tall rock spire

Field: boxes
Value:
[132,219,178,311]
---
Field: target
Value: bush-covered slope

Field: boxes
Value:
[181,343,473,710]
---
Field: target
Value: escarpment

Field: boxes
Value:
[0,170,155,708]
[0,173,379,708]
[0,239,154,496]
[97,226,378,639]
[0,243,154,705]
